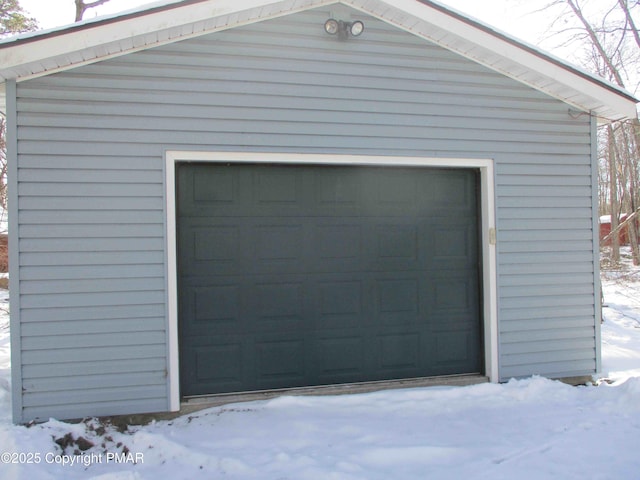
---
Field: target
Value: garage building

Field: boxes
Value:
[0,0,637,423]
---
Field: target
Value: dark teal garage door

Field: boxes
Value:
[177,163,482,397]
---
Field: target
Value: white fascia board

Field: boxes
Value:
[346,0,638,121]
[0,0,337,82]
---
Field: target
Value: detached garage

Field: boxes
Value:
[0,0,637,423]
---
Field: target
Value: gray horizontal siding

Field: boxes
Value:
[20,278,164,295]
[20,291,166,309]
[22,344,167,365]
[22,357,166,378]
[500,359,596,379]
[19,224,163,238]
[20,305,165,322]
[501,326,595,343]
[22,385,167,408]
[19,252,163,267]
[13,5,596,421]
[22,331,167,350]
[19,155,161,170]
[499,208,593,220]
[21,398,168,423]
[19,265,165,281]
[501,314,596,330]
[23,371,167,394]
[20,317,166,335]
[19,211,165,224]
[18,126,589,149]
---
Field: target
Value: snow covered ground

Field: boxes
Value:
[0,266,639,480]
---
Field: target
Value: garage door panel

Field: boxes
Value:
[253,168,304,205]
[193,227,241,262]
[194,344,243,384]
[431,173,471,206]
[378,333,421,370]
[254,225,305,260]
[178,165,238,213]
[253,281,305,323]
[316,335,366,377]
[183,232,441,277]
[372,172,419,207]
[255,338,306,380]
[178,163,482,396]
[375,224,419,261]
[375,278,419,324]
[180,286,241,337]
[433,225,476,261]
[180,165,478,218]
[316,224,362,261]
[179,224,245,276]
[316,171,361,206]
[194,285,240,324]
[318,281,363,327]
[433,278,475,314]
[193,168,239,204]
[182,339,248,395]
[434,331,480,371]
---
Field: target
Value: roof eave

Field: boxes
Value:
[0,0,338,83]
[346,0,638,122]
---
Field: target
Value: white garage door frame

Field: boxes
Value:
[164,151,498,411]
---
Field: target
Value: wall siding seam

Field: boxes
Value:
[7,79,24,423]
[591,114,601,373]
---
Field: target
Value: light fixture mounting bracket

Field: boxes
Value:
[324,18,364,40]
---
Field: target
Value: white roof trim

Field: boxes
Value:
[0,0,336,78]
[0,0,636,121]
[349,0,637,121]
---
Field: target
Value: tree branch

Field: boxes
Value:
[601,206,640,245]
[75,0,111,22]
[566,0,626,87]
[618,0,640,50]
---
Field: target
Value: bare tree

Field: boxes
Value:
[0,0,37,220]
[608,124,621,262]
[618,0,640,49]
[532,0,640,265]
[0,118,6,214]
[75,0,111,22]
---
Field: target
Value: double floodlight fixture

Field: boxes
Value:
[324,18,364,39]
